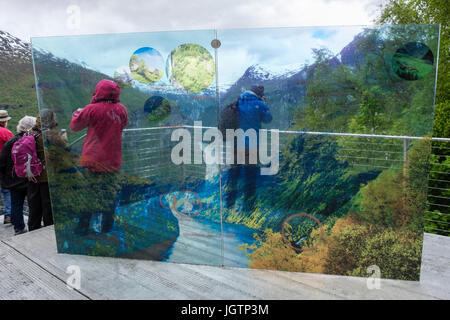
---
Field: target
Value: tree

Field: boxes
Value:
[376,0,450,235]
[376,0,449,136]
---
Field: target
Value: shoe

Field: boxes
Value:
[14,228,27,236]
[3,215,11,224]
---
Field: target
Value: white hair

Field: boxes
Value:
[17,116,37,133]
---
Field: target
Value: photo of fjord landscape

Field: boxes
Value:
[4,24,438,281]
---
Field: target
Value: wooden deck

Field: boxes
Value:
[0,216,449,300]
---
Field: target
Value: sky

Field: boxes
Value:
[0,0,383,42]
[0,0,384,88]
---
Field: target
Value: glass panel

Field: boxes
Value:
[32,24,439,280]
[217,25,439,280]
[32,30,223,266]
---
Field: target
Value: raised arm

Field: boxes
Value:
[70,106,91,132]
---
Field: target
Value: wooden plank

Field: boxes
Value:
[2,227,337,299]
[0,215,15,240]
[182,263,344,299]
[3,227,449,300]
[3,227,222,299]
[0,241,86,300]
[0,214,28,240]
[418,233,450,298]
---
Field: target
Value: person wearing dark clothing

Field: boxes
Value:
[70,79,128,236]
[0,116,36,234]
[27,111,65,231]
[27,182,53,231]
[225,85,272,213]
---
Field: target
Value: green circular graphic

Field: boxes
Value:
[144,96,171,124]
[129,47,164,84]
[392,42,434,81]
[166,43,215,93]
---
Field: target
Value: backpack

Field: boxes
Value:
[11,132,43,182]
[218,96,241,140]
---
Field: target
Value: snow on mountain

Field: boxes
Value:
[243,63,304,81]
[0,30,31,63]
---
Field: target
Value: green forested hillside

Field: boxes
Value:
[376,0,450,236]
[0,58,39,132]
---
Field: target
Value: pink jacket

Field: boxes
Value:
[70,80,128,172]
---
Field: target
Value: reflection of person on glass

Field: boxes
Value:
[70,80,128,236]
[26,111,64,232]
[226,85,272,212]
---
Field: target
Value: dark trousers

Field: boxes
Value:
[10,188,27,232]
[27,182,53,231]
[76,208,115,236]
[225,147,259,212]
[226,164,258,212]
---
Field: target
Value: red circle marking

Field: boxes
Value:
[173,190,202,218]
[281,213,325,252]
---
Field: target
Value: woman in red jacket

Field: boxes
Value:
[70,79,128,236]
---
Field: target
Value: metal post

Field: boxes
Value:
[212,29,224,267]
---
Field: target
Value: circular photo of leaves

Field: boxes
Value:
[144,96,171,124]
[392,42,434,81]
[129,47,164,84]
[114,66,134,88]
[166,43,215,93]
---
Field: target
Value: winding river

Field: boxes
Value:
[164,209,257,267]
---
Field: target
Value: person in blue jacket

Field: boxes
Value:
[225,85,272,212]
[237,85,272,133]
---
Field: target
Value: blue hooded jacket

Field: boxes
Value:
[238,91,272,132]
[237,90,272,149]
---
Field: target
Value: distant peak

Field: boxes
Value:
[0,30,31,63]
[243,63,304,81]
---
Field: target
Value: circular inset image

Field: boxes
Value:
[114,66,134,88]
[392,42,434,81]
[129,47,164,84]
[166,43,215,93]
[281,213,325,252]
[144,96,171,124]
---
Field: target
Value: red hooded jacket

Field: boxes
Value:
[0,126,14,151]
[70,80,128,172]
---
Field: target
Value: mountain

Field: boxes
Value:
[0,30,31,63]
[0,31,38,131]
[218,33,364,131]
[221,61,311,130]
[241,63,304,81]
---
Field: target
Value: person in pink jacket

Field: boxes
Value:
[71,79,128,236]
[71,79,128,171]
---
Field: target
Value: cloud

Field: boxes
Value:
[2,0,376,87]
[0,0,378,41]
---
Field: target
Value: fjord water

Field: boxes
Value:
[115,194,256,267]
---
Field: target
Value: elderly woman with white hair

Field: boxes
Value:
[0,116,37,235]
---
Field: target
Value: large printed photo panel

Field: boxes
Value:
[31,30,224,265]
[31,24,439,280]
[215,25,439,280]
